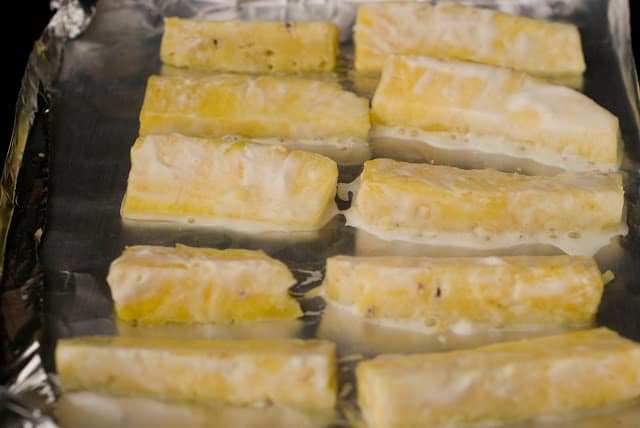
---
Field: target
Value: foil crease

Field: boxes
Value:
[49,0,96,39]
[1,0,640,427]
[1,1,93,426]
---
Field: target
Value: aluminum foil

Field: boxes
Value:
[2,0,640,426]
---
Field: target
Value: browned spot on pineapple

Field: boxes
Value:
[365,305,375,318]
[285,22,293,32]
[416,282,425,294]
[212,39,219,48]
[435,287,442,298]
[265,49,274,57]
[300,368,315,383]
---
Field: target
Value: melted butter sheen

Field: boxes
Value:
[372,126,620,173]
[371,56,619,169]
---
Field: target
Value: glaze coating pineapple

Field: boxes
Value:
[324,255,604,332]
[357,328,640,427]
[345,158,625,255]
[121,135,339,231]
[107,245,302,324]
[139,75,370,142]
[57,336,337,410]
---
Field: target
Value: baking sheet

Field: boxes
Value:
[2,0,640,426]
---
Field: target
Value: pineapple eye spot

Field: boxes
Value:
[365,305,375,318]
[424,317,439,328]
[568,231,581,239]
[265,49,274,57]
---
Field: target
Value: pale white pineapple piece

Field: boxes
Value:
[56,336,337,411]
[56,391,332,428]
[371,55,619,171]
[161,18,339,73]
[344,158,626,255]
[357,328,640,427]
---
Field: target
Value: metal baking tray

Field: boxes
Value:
[2,0,640,426]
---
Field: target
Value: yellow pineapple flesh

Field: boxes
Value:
[161,18,339,73]
[56,391,332,428]
[371,55,619,169]
[345,158,625,255]
[56,336,337,411]
[121,135,338,231]
[355,2,585,76]
[107,244,302,324]
[139,75,370,141]
[324,255,603,332]
[357,328,640,427]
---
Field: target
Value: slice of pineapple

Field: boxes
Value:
[357,328,640,428]
[139,74,370,142]
[324,255,603,333]
[355,2,585,76]
[107,244,301,324]
[56,391,333,428]
[56,336,337,410]
[121,135,338,231]
[344,158,625,255]
[371,55,619,171]
[161,18,339,73]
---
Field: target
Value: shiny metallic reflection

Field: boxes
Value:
[371,136,566,176]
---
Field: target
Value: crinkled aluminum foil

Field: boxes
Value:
[2,0,640,427]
